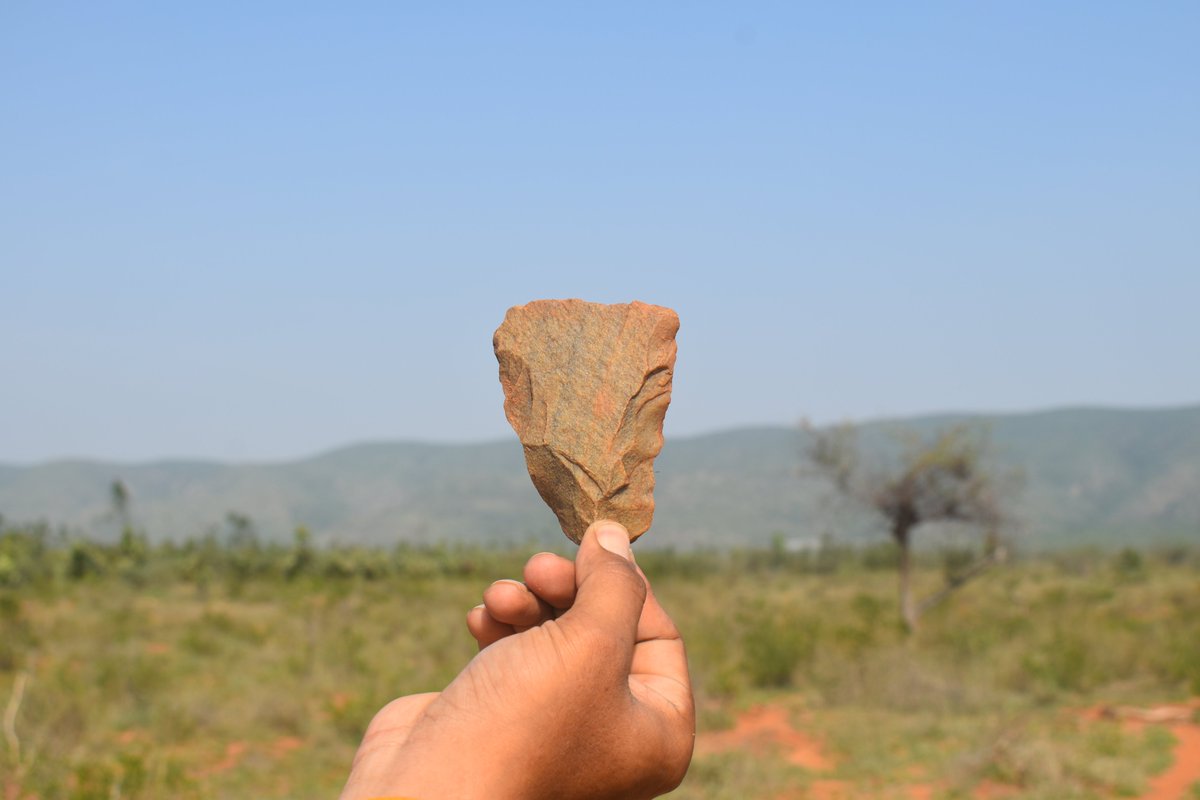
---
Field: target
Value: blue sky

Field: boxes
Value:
[2,2,1198,462]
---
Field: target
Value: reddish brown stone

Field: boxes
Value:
[494,299,679,544]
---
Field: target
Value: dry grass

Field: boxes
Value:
[1,532,1197,798]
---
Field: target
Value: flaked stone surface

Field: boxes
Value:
[494,299,679,544]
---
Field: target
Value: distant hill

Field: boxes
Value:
[1,406,1197,550]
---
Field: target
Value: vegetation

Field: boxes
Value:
[4,405,1199,552]
[1,519,1198,799]
[805,423,1016,632]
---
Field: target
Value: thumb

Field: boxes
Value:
[560,520,647,654]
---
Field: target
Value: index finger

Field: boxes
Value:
[522,552,577,610]
[629,559,688,685]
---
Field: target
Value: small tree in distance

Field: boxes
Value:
[804,422,1012,634]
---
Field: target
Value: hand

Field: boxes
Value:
[339,520,695,800]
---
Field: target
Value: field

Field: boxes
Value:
[2,526,1199,799]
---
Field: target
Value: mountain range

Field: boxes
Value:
[1,405,1197,550]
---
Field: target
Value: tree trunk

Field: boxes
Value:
[895,524,918,634]
[915,545,1006,618]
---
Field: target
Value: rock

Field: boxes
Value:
[494,299,679,544]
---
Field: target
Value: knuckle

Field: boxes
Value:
[594,559,647,597]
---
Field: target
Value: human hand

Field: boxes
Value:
[340,520,695,800]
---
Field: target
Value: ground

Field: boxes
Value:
[689,700,1200,800]
[1,541,1198,798]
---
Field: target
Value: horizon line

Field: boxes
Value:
[3,400,1197,470]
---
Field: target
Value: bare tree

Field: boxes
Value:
[804,422,1011,633]
[110,479,132,532]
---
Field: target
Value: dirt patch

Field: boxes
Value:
[1081,700,1200,800]
[115,728,145,744]
[269,735,304,759]
[697,704,833,771]
[1139,720,1200,800]
[1083,702,1197,729]
[723,699,1200,798]
[713,704,1026,799]
[972,779,1020,798]
[193,740,248,777]
[805,778,851,799]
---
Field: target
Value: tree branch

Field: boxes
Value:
[916,546,1007,618]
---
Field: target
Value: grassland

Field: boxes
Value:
[1,525,1198,799]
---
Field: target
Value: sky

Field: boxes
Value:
[2,2,1198,463]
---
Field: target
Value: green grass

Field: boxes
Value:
[1,526,1198,798]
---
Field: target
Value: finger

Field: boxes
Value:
[522,552,577,610]
[628,558,691,694]
[559,520,646,657]
[630,637,691,706]
[633,560,682,644]
[481,579,552,628]
[466,605,516,649]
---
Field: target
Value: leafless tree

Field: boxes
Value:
[804,422,1012,633]
[110,479,132,532]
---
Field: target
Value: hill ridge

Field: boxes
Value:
[2,405,1197,549]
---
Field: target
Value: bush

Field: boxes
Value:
[739,602,820,688]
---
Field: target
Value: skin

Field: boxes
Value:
[339,520,696,800]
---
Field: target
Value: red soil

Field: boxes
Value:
[697,704,833,771]
[712,700,1200,799]
[268,735,305,759]
[806,778,851,799]
[193,740,248,777]
[1137,711,1200,800]
[972,779,1021,798]
[1082,700,1200,800]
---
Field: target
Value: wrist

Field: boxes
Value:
[344,722,529,800]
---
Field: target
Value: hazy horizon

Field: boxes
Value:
[4,400,1197,467]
